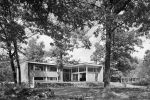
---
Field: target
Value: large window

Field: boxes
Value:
[47,65,57,72]
[72,68,78,73]
[79,67,86,72]
[47,77,57,80]
[88,67,95,72]
[34,77,46,80]
[88,67,101,72]
[34,65,46,71]
[73,74,78,81]
[97,67,102,72]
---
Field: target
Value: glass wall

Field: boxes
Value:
[34,77,46,80]
[34,64,46,71]
[47,77,57,81]
[73,74,78,81]
[88,67,101,73]
[47,65,57,72]
[71,66,86,81]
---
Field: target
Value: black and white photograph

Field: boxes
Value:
[0,0,150,100]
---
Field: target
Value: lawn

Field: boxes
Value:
[1,84,150,100]
[52,87,150,100]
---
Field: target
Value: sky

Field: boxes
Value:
[132,38,150,59]
[37,26,150,63]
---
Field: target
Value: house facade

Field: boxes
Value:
[21,61,103,87]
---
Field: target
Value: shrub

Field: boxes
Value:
[132,80,150,86]
[35,82,73,88]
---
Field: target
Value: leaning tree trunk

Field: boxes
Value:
[13,40,21,85]
[7,43,17,84]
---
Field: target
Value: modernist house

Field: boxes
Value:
[21,61,103,86]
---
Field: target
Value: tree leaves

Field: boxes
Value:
[25,38,45,62]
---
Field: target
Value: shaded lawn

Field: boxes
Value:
[53,87,150,100]
[1,87,150,100]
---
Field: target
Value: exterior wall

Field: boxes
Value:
[20,62,104,84]
[86,66,103,82]
[31,71,59,82]
[86,73,96,82]
[29,64,59,83]
[98,66,103,82]
[20,62,29,83]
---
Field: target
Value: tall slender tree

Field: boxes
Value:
[0,0,26,84]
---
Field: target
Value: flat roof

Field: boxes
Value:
[28,61,57,66]
[27,61,103,68]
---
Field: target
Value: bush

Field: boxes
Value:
[132,80,150,86]
[35,82,73,88]
[3,86,55,99]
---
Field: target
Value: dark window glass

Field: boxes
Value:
[34,77,46,80]
[73,74,78,81]
[63,69,70,72]
[72,68,78,73]
[51,67,57,71]
[88,68,94,72]
[79,67,86,72]
[47,65,57,72]
[47,77,57,80]
[34,65,46,71]
[97,67,102,72]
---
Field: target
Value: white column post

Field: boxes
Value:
[86,66,88,82]
[45,65,47,82]
[30,77,34,88]
[78,67,80,81]
[71,68,72,81]
[57,68,59,81]
[45,65,47,72]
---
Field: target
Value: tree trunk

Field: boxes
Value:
[104,29,112,87]
[59,51,63,82]
[103,5,112,87]
[13,40,21,85]
[7,43,17,84]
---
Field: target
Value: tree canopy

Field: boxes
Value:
[25,38,45,62]
[19,0,150,87]
[0,0,150,87]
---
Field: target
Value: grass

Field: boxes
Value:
[1,85,150,100]
[53,87,150,100]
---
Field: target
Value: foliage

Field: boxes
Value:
[90,42,105,64]
[143,50,150,66]
[140,50,150,80]
[91,30,140,75]
[0,0,27,84]
[0,54,13,82]
[132,80,150,86]
[25,38,45,62]
[17,0,150,87]
[111,31,141,75]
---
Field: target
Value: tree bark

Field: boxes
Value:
[13,40,21,85]
[59,51,63,82]
[104,28,112,87]
[103,0,130,88]
[103,1,112,87]
[7,43,17,84]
